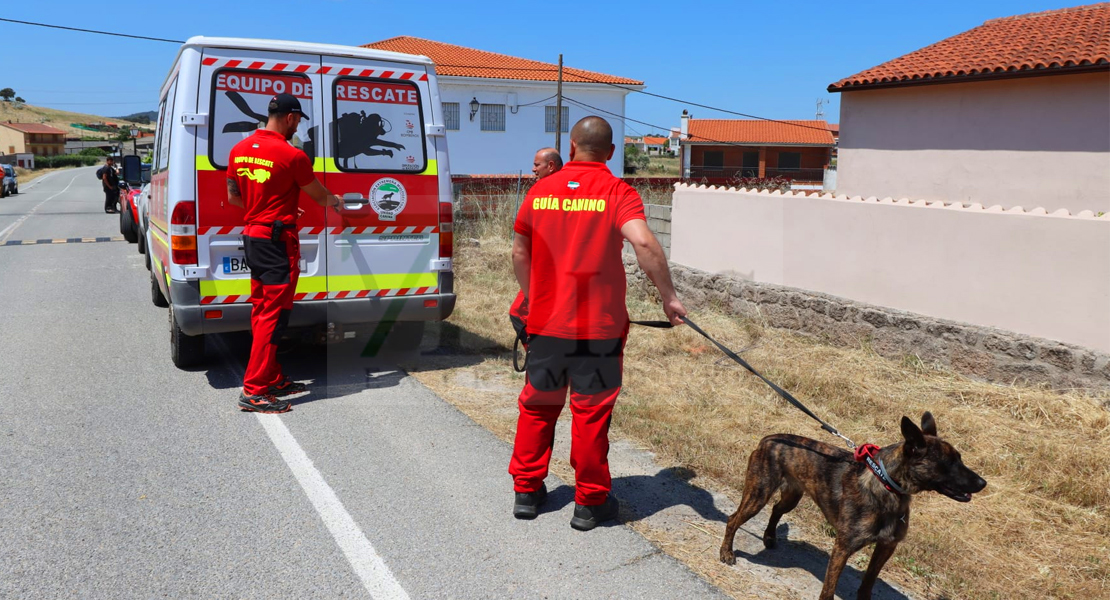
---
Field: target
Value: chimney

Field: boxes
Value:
[680,110,692,178]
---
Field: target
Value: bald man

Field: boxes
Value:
[531,147,563,179]
[509,116,686,530]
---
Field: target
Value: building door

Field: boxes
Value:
[703,150,723,172]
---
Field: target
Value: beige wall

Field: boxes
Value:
[837,72,1110,213]
[670,184,1110,352]
[0,127,27,155]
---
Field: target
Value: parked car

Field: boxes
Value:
[136,182,151,263]
[118,156,150,244]
[1,164,17,197]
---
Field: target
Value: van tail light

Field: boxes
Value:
[170,201,198,265]
[438,202,453,259]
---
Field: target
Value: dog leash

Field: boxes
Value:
[676,316,907,495]
[676,315,859,450]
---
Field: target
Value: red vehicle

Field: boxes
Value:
[117,162,149,244]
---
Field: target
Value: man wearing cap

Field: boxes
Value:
[226,93,340,414]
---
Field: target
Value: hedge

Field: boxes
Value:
[32,155,101,168]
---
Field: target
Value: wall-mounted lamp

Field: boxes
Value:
[469,97,480,121]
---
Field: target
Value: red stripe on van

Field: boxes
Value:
[202,57,218,66]
[247,61,265,70]
[338,68,353,76]
[380,71,395,79]
[419,74,428,81]
[359,69,374,77]
[317,66,331,74]
[273,62,288,71]
[294,65,311,73]
[225,60,242,68]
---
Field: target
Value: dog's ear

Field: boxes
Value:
[901,416,927,455]
[920,412,937,437]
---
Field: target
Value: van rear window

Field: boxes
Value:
[332,78,426,173]
[208,69,315,169]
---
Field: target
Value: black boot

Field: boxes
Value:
[512,483,548,520]
[570,494,619,531]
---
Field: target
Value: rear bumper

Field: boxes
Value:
[170,278,456,336]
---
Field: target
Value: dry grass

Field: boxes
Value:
[0,102,152,140]
[415,217,1110,600]
[14,166,74,185]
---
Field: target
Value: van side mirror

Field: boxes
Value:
[121,155,143,185]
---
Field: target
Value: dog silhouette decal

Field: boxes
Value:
[333,111,406,169]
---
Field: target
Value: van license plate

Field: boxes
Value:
[222,256,250,274]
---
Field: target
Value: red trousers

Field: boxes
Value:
[509,383,620,505]
[508,335,625,506]
[242,228,299,396]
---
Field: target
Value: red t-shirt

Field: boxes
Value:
[513,161,646,340]
[228,129,314,226]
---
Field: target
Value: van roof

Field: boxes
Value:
[160,36,435,93]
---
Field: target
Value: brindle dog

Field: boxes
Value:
[719,412,986,600]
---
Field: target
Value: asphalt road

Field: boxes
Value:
[0,167,728,599]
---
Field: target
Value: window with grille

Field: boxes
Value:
[480,104,505,131]
[443,102,460,130]
[545,106,569,133]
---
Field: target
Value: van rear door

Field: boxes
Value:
[318,57,441,304]
[195,49,328,305]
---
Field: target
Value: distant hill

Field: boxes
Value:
[114,110,159,125]
[0,102,155,140]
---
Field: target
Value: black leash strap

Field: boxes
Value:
[679,315,847,441]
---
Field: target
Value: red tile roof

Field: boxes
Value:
[642,136,667,145]
[363,36,642,85]
[684,119,834,146]
[1,122,66,135]
[830,3,1110,91]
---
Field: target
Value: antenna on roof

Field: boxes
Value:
[815,99,828,120]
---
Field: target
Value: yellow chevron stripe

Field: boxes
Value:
[327,272,437,292]
[196,155,218,171]
[200,275,328,297]
[311,158,437,175]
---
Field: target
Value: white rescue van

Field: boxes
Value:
[148,37,455,367]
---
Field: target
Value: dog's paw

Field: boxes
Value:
[762,535,777,549]
[719,547,737,565]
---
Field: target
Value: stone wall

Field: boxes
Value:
[644,204,671,258]
[624,254,1110,392]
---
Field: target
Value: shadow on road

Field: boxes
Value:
[201,320,508,404]
[614,466,731,524]
[732,525,911,600]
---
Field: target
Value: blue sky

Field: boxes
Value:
[2,0,1080,134]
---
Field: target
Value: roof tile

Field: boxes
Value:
[830,3,1110,90]
[362,36,642,85]
[684,120,834,146]
[1,122,67,135]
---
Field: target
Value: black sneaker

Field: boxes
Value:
[570,494,619,531]
[513,483,548,520]
[238,392,292,413]
[269,378,308,397]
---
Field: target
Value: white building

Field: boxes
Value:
[364,37,643,176]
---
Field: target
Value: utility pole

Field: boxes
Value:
[555,54,563,153]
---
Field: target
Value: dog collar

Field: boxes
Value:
[854,444,907,496]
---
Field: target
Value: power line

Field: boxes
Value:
[0,18,831,134]
[0,18,184,43]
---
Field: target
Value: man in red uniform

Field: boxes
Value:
[509,117,686,530]
[226,93,340,414]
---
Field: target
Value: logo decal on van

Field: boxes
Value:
[369,178,407,221]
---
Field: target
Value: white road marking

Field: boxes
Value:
[256,415,411,600]
[0,171,82,245]
[209,336,409,599]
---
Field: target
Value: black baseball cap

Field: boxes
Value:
[268,93,310,119]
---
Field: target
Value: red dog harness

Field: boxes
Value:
[854,444,907,495]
